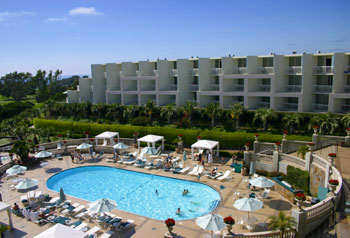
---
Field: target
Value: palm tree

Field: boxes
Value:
[203,103,222,127]
[124,104,140,122]
[144,100,156,125]
[182,101,197,122]
[341,113,350,128]
[309,112,338,134]
[297,145,309,159]
[161,103,176,124]
[268,211,296,238]
[282,113,302,134]
[229,102,247,130]
[253,108,278,131]
[91,103,105,119]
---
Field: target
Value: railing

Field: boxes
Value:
[313,66,334,74]
[257,142,275,153]
[189,84,199,91]
[136,70,156,77]
[258,67,274,74]
[285,103,298,111]
[343,65,350,74]
[169,84,177,91]
[257,102,270,108]
[141,85,156,91]
[210,68,222,75]
[344,85,350,92]
[232,67,247,74]
[313,85,332,93]
[188,68,199,75]
[207,84,220,91]
[342,104,350,113]
[280,153,305,168]
[258,85,271,92]
[312,103,328,112]
[285,66,302,74]
[306,198,332,222]
[285,85,301,92]
[231,230,295,237]
[169,69,177,76]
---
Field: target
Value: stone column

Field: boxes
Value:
[345,129,350,147]
[312,127,319,147]
[243,151,250,167]
[253,141,259,154]
[281,139,288,153]
[292,208,307,238]
[272,150,279,173]
[305,151,313,172]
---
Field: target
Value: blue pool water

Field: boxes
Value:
[46,166,220,220]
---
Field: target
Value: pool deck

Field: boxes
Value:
[0,151,295,238]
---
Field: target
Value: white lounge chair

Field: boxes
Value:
[101,231,114,238]
[27,191,35,201]
[206,172,223,179]
[85,226,101,236]
[123,158,136,165]
[74,222,88,231]
[178,166,191,174]
[188,165,199,175]
[217,170,231,181]
[171,157,181,164]
[145,159,163,169]
[71,205,85,215]
[193,166,204,176]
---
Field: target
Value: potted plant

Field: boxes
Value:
[283,130,288,139]
[84,131,89,138]
[165,218,175,234]
[294,192,305,210]
[313,125,319,134]
[245,142,250,151]
[329,179,339,193]
[274,142,281,151]
[197,136,201,141]
[328,153,336,158]
[223,216,235,234]
[254,133,259,141]
[346,128,350,137]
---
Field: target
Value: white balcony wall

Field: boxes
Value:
[198,58,211,91]
[140,80,156,91]
[91,64,106,103]
[247,56,258,74]
[222,78,244,92]
[123,94,138,105]
[122,80,137,91]
[157,60,172,91]
[141,94,156,105]
[139,61,155,76]
[273,55,285,93]
[108,94,121,104]
[79,78,92,102]
[332,53,345,93]
[177,59,191,105]
[223,96,243,108]
[106,63,121,91]
[300,54,313,112]
[159,95,176,106]
[67,90,80,103]
[121,62,137,77]
[222,57,236,74]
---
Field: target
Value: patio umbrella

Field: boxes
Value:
[6,165,27,175]
[233,197,263,220]
[35,151,53,159]
[196,213,226,237]
[141,147,157,155]
[113,143,129,150]
[15,178,39,190]
[249,177,275,188]
[34,223,87,238]
[88,198,117,214]
[77,143,92,150]
[59,187,66,203]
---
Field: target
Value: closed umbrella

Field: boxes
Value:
[6,165,27,175]
[77,143,92,150]
[88,198,117,214]
[59,187,66,203]
[141,147,157,155]
[233,197,263,221]
[196,213,226,237]
[113,143,129,150]
[15,178,39,190]
[249,177,275,188]
[35,151,53,159]
[249,161,256,175]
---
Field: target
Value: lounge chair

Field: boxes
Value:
[61,203,80,214]
[71,205,86,215]
[101,231,115,238]
[74,222,88,231]
[106,154,117,163]
[193,166,204,176]
[56,154,63,160]
[123,158,136,165]
[95,151,104,160]
[188,165,200,176]
[217,170,231,181]
[206,172,223,179]
[177,166,191,174]
[117,219,134,232]
[171,157,181,164]
[70,219,82,228]
[258,188,270,199]
[134,159,147,167]
[27,191,35,201]
[85,226,101,236]
[145,159,163,169]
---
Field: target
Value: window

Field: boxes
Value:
[288,75,302,85]
[261,97,270,103]
[173,77,177,85]
[173,61,177,69]
[215,59,222,68]
[316,94,329,104]
[289,57,301,66]
[215,96,220,101]
[154,62,157,70]
[287,97,298,104]
[215,76,219,85]
[193,76,198,84]
[262,78,271,85]
[193,60,198,69]
[238,96,244,102]
[316,75,333,85]
[262,57,273,67]
[237,78,244,85]
[238,58,247,67]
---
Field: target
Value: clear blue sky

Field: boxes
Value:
[0,0,349,76]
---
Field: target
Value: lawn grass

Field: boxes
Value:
[0,95,36,104]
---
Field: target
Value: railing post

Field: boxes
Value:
[243,151,251,167]
[305,152,313,172]
[345,129,350,147]
[292,208,307,238]
[272,150,279,173]
[312,127,319,147]
[281,138,288,153]
[253,140,259,154]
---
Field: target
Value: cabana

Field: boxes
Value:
[34,223,87,238]
[191,139,219,159]
[137,134,164,154]
[0,202,13,229]
[95,131,119,146]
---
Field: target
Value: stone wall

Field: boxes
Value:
[309,163,325,197]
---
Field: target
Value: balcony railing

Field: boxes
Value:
[258,85,271,92]
[168,84,177,91]
[285,103,298,111]
[207,84,219,91]
[258,67,274,74]
[342,104,350,113]
[344,85,350,92]
[344,66,350,74]
[123,86,138,91]
[188,69,199,76]
[286,85,301,92]
[313,66,334,74]
[136,70,156,77]
[169,69,177,76]
[189,84,199,91]
[210,68,222,75]
[257,102,270,108]
[233,85,244,91]
[313,85,332,93]
[154,70,158,76]
[285,66,302,74]
[313,103,328,112]
[141,85,156,91]
[127,100,138,105]
[232,67,247,74]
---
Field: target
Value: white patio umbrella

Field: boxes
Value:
[233,197,263,220]
[15,178,39,190]
[88,198,117,214]
[141,147,157,155]
[34,223,87,238]
[77,143,93,150]
[35,151,53,158]
[249,177,275,188]
[6,165,27,175]
[113,142,129,150]
[196,213,226,237]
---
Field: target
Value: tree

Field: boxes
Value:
[182,101,197,124]
[268,211,296,238]
[229,102,247,130]
[10,140,31,162]
[144,100,156,125]
[203,103,222,127]
[33,69,63,103]
[309,112,338,134]
[253,108,278,131]
[91,103,105,119]
[282,113,302,134]
[161,103,176,124]
[341,113,350,128]
[0,72,32,101]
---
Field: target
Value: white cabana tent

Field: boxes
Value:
[0,202,13,229]
[191,140,219,160]
[95,131,119,146]
[34,223,87,238]
[137,134,164,154]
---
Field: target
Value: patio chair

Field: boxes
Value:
[95,151,104,160]
[188,165,199,175]
[217,170,231,181]
[71,205,86,216]
[134,159,147,167]
[85,226,101,236]
[74,222,88,231]
[192,166,204,176]
[106,154,117,163]
[145,159,163,169]
[177,166,191,174]
[116,219,134,232]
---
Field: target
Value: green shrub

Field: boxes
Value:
[219,151,232,157]
[164,144,176,151]
[283,165,310,194]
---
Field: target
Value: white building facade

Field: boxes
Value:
[67,52,350,113]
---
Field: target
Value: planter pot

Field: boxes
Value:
[226,224,233,234]
[167,225,174,234]
[294,198,303,211]
[328,183,337,194]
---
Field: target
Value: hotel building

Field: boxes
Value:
[67,52,350,113]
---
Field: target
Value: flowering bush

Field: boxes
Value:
[58,134,62,137]
[63,140,67,144]
[329,179,339,185]
[313,125,319,129]
[223,216,235,225]
[90,138,94,142]
[197,136,201,139]
[275,142,281,146]
[84,131,89,135]
[133,132,139,136]
[346,128,350,131]
[178,134,182,137]
[308,142,314,146]
[165,218,175,227]
[283,130,288,134]
[255,133,259,137]
[245,142,251,146]
[295,193,306,201]
[328,153,336,158]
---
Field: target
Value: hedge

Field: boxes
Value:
[33,118,312,149]
[284,165,310,194]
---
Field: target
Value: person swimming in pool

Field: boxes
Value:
[155,189,158,196]
[176,208,181,215]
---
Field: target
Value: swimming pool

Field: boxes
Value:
[46,166,221,220]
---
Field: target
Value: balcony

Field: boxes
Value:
[168,84,177,91]
[342,104,350,113]
[232,67,247,74]
[126,100,138,105]
[285,66,302,75]
[136,70,156,77]
[169,69,177,76]
[189,84,199,91]
[207,84,219,91]
[313,85,332,93]
[258,67,274,74]
[189,69,199,76]
[344,85,350,92]
[210,68,222,75]
[313,103,328,112]
[344,66,350,74]
[123,85,138,91]
[258,85,271,92]
[257,102,270,108]
[286,85,301,92]
[285,103,298,111]
[154,70,159,76]
[233,85,244,92]
[141,85,156,91]
[313,66,334,74]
